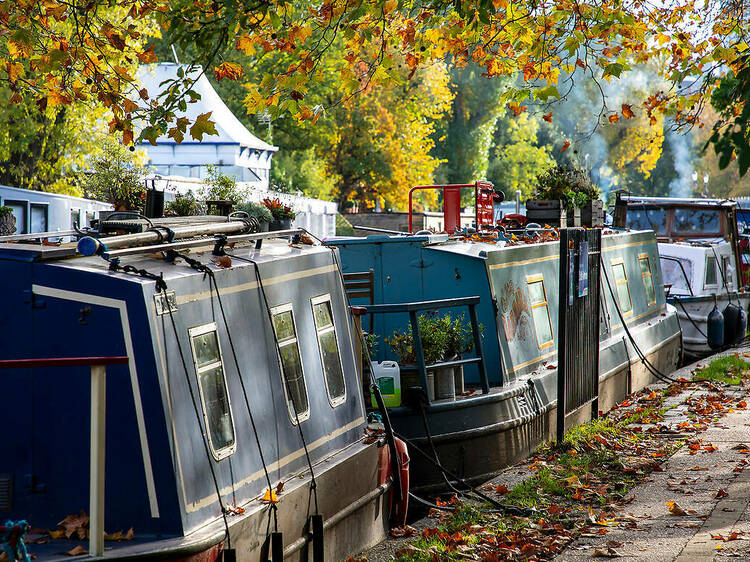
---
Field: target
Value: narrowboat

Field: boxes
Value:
[0,216,405,560]
[613,194,750,357]
[328,185,682,492]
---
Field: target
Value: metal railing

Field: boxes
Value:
[359,296,489,402]
[0,356,129,557]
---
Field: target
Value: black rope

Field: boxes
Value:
[226,252,321,516]
[602,258,696,385]
[160,286,233,549]
[673,297,709,339]
[165,250,280,529]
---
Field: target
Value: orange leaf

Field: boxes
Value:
[214,62,243,82]
[608,113,620,123]
[715,488,728,499]
[495,484,509,494]
[543,112,553,123]
[561,141,570,152]
[667,501,687,516]
[137,44,157,64]
[507,101,527,116]
[622,104,635,119]
[65,545,87,556]
[260,489,279,503]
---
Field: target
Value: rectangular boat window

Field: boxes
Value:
[271,304,310,422]
[611,260,633,315]
[638,254,656,305]
[311,294,346,406]
[188,323,236,460]
[673,208,720,235]
[626,207,667,234]
[705,255,718,286]
[526,275,553,348]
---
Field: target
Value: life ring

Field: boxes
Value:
[392,437,410,526]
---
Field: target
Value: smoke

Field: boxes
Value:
[667,129,693,198]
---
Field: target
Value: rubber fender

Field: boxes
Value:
[708,305,725,349]
[738,306,748,343]
[723,303,740,345]
[392,437,410,527]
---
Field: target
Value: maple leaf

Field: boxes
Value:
[608,113,620,123]
[137,44,157,64]
[561,141,571,152]
[543,112,553,122]
[214,62,243,82]
[58,511,89,539]
[715,488,728,498]
[189,112,218,141]
[123,99,139,113]
[622,104,635,119]
[495,484,509,494]
[65,545,87,556]
[507,101,527,116]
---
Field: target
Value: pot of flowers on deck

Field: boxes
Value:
[263,197,296,231]
[526,165,602,228]
[239,201,273,232]
[387,312,454,402]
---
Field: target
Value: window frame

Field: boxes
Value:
[638,253,656,306]
[188,322,237,461]
[270,303,311,424]
[526,274,554,349]
[310,294,347,407]
[704,255,718,288]
[610,258,633,316]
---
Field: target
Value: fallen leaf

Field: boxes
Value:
[715,488,729,499]
[495,484,509,495]
[65,546,87,556]
[592,546,622,557]
[667,501,687,516]
[260,489,279,503]
[275,481,285,495]
[390,525,416,538]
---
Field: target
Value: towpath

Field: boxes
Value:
[357,349,750,561]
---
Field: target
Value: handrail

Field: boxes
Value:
[0,355,128,557]
[407,182,496,234]
[354,296,490,400]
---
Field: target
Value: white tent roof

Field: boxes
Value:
[137,63,277,152]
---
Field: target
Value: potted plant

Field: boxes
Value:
[165,191,201,217]
[262,197,296,230]
[201,165,243,215]
[0,205,16,235]
[81,139,147,212]
[527,165,603,227]
[239,201,273,232]
[386,312,452,401]
[442,313,476,396]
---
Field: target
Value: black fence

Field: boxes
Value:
[557,228,602,442]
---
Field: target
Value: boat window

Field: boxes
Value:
[660,257,693,293]
[611,260,633,315]
[626,207,667,234]
[271,304,310,422]
[722,256,732,286]
[705,255,718,286]
[188,323,236,460]
[311,295,346,406]
[526,275,553,348]
[673,208,720,235]
[638,254,656,305]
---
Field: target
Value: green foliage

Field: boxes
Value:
[165,191,200,216]
[201,165,242,202]
[335,213,356,236]
[487,113,555,200]
[694,355,750,386]
[387,312,475,364]
[269,149,336,200]
[532,165,600,210]
[238,200,273,223]
[81,138,146,210]
[0,205,12,217]
[709,53,750,178]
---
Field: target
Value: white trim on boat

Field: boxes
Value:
[175,264,338,305]
[31,284,160,518]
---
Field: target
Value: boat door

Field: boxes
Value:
[28,286,129,528]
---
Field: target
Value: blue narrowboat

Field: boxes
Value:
[0,217,404,560]
[329,223,682,492]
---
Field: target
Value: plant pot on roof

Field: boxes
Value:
[263,198,296,231]
[0,206,16,236]
[527,165,603,227]
[239,201,273,232]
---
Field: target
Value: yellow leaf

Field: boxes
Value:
[261,488,279,503]
[384,0,397,15]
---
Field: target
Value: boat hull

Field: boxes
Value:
[393,316,682,493]
[669,293,750,358]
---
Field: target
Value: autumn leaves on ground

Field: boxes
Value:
[362,354,750,561]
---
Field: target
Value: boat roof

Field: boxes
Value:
[619,195,737,208]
